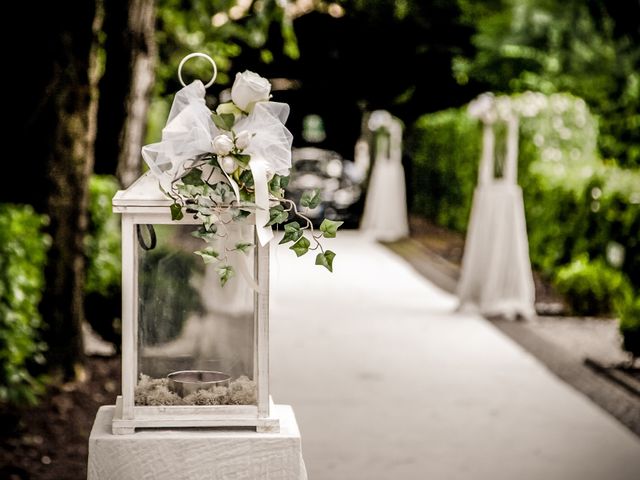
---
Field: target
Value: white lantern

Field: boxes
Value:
[110,172,278,434]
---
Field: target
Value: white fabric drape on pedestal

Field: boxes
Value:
[360,112,409,242]
[457,105,536,320]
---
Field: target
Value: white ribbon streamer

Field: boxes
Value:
[249,157,273,246]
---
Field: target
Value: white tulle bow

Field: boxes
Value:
[142,81,220,191]
[235,101,293,245]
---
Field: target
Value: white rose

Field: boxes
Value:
[231,71,271,112]
[219,155,237,174]
[235,130,252,150]
[212,134,234,156]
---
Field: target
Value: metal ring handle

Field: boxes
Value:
[178,52,218,88]
[136,224,157,251]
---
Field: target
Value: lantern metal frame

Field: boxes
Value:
[111,172,278,434]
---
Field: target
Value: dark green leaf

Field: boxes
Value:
[269,175,289,197]
[217,265,234,286]
[301,189,321,209]
[279,221,302,244]
[234,153,251,168]
[212,113,232,131]
[319,219,344,238]
[266,205,289,226]
[315,250,336,272]
[234,242,254,254]
[181,168,204,186]
[194,248,220,264]
[290,236,310,257]
[220,113,235,129]
[232,209,252,221]
[239,169,254,187]
[170,203,184,221]
[191,225,217,241]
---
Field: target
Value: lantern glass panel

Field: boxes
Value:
[134,222,256,406]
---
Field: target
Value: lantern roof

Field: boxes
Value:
[112,172,171,212]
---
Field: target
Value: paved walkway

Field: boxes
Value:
[269,232,640,480]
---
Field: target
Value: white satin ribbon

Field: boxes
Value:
[249,157,273,246]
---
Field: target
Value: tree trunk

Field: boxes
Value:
[36,2,103,378]
[95,0,157,187]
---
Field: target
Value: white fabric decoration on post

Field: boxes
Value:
[457,94,536,320]
[360,110,409,242]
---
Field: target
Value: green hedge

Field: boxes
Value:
[618,296,640,359]
[0,175,123,405]
[406,93,640,316]
[0,204,50,406]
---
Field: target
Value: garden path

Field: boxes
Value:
[269,231,640,480]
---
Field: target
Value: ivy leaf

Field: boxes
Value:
[191,225,217,241]
[217,265,234,286]
[211,182,234,203]
[301,189,321,209]
[239,169,254,187]
[266,205,289,226]
[232,209,252,221]
[290,236,310,257]
[269,174,289,197]
[233,242,253,254]
[319,219,344,238]
[181,168,204,186]
[170,203,184,221]
[212,113,235,131]
[195,248,220,264]
[315,250,336,272]
[234,153,251,168]
[279,221,303,244]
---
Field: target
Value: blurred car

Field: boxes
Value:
[287,147,365,228]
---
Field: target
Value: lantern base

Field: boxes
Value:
[111,395,280,434]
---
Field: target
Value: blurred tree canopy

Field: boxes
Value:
[454,0,640,167]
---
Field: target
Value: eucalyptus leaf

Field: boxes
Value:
[279,221,302,244]
[301,189,321,209]
[319,219,344,238]
[315,250,336,272]
[290,236,310,257]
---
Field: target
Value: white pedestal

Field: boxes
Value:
[88,404,307,480]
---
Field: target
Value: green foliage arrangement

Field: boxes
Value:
[148,70,342,285]
[407,92,640,315]
[553,255,632,316]
[0,205,50,406]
